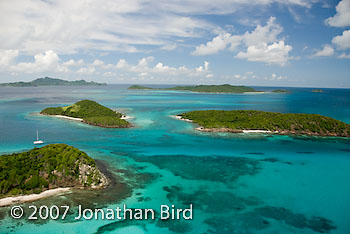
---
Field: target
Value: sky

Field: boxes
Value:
[0,0,349,88]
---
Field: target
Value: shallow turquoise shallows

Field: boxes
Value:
[0,85,349,234]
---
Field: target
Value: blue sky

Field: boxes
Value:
[0,0,349,88]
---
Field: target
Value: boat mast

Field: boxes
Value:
[37,130,39,141]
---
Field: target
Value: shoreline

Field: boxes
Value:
[40,113,133,127]
[50,115,83,121]
[0,188,71,207]
[175,115,347,137]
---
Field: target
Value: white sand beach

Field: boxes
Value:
[243,130,272,133]
[0,188,71,207]
[172,115,193,122]
[50,115,83,121]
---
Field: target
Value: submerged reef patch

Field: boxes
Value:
[131,155,261,183]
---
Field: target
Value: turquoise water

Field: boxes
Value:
[0,85,349,234]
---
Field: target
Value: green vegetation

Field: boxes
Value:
[312,89,324,93]
[128,84,257,93]
[272,89,290,93]
[0,144,107,197]
[41,100,131,128]
[84,116,130,128]
[127,85,153,90]
[179,110,350,137]
[0,77,106,87]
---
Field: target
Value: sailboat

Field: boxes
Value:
[34,130,44,145]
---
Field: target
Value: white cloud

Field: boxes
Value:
[0,0,317,55]
[76,66,96,75]
[193,17,292,66]
[116,59,129,69]
[92,59,104,66]
[325,0,350,27]
[338,53,350,59]
[62,59,84,67]
[236,41,292,66]
[192,33,241,55]
[236,17,292,66]
[10,50,62,73]
[332,30,350,50]
[0,50,18,67]
[314,44,334,57]
[231,71,287,82]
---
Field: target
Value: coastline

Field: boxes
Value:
[49,115,83,121]
[41,113,133,121]
[41,113,133,127]
[175,115,347,137]
[0,188,71,207]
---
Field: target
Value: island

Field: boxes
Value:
[312,89,324,93]
[128,84,258,93]
[41,100,132,128]
[176,110,350,137]
[0,77,106,87]
[0,144,108,205]
[272,89,290,93]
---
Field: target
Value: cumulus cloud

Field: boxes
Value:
[332,30,350,50]
[230,71,287,82]
[320,0,350,59]
[236,41,292,66]
[314,44,334,57]
[192,33,241,55]
[325,0,350,27]
[237,17,292,66]
[193,17,292,66]
[3,50,63,73]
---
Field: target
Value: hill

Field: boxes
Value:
[0,77,106,87]
[41,100,131,128]
[178,110,350,137]
[0,144,108,198]
[128,84,257,93]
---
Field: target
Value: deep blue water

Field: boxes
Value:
[0,85,349,234]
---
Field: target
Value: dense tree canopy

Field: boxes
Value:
[0,144,105,197]
[41,100,131,128]
[180,110,350,137]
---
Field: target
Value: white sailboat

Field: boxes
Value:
[34,130,44,145]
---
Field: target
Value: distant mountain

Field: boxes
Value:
[0,77,106,87]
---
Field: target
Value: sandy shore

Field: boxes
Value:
[243,130,273,133]
[243,91,270,94]
[0,188,71,207]
[49,115,83,121]
[172,115,193,122]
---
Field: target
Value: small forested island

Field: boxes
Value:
[0,77,106,87]
[41,100,131,128]
[128,84,258,93]
[312,89,324,93]
[177,110,350,137]
[272,89,290,93]
[0,144,108,199]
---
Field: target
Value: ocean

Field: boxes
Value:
[0,85,349,234]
